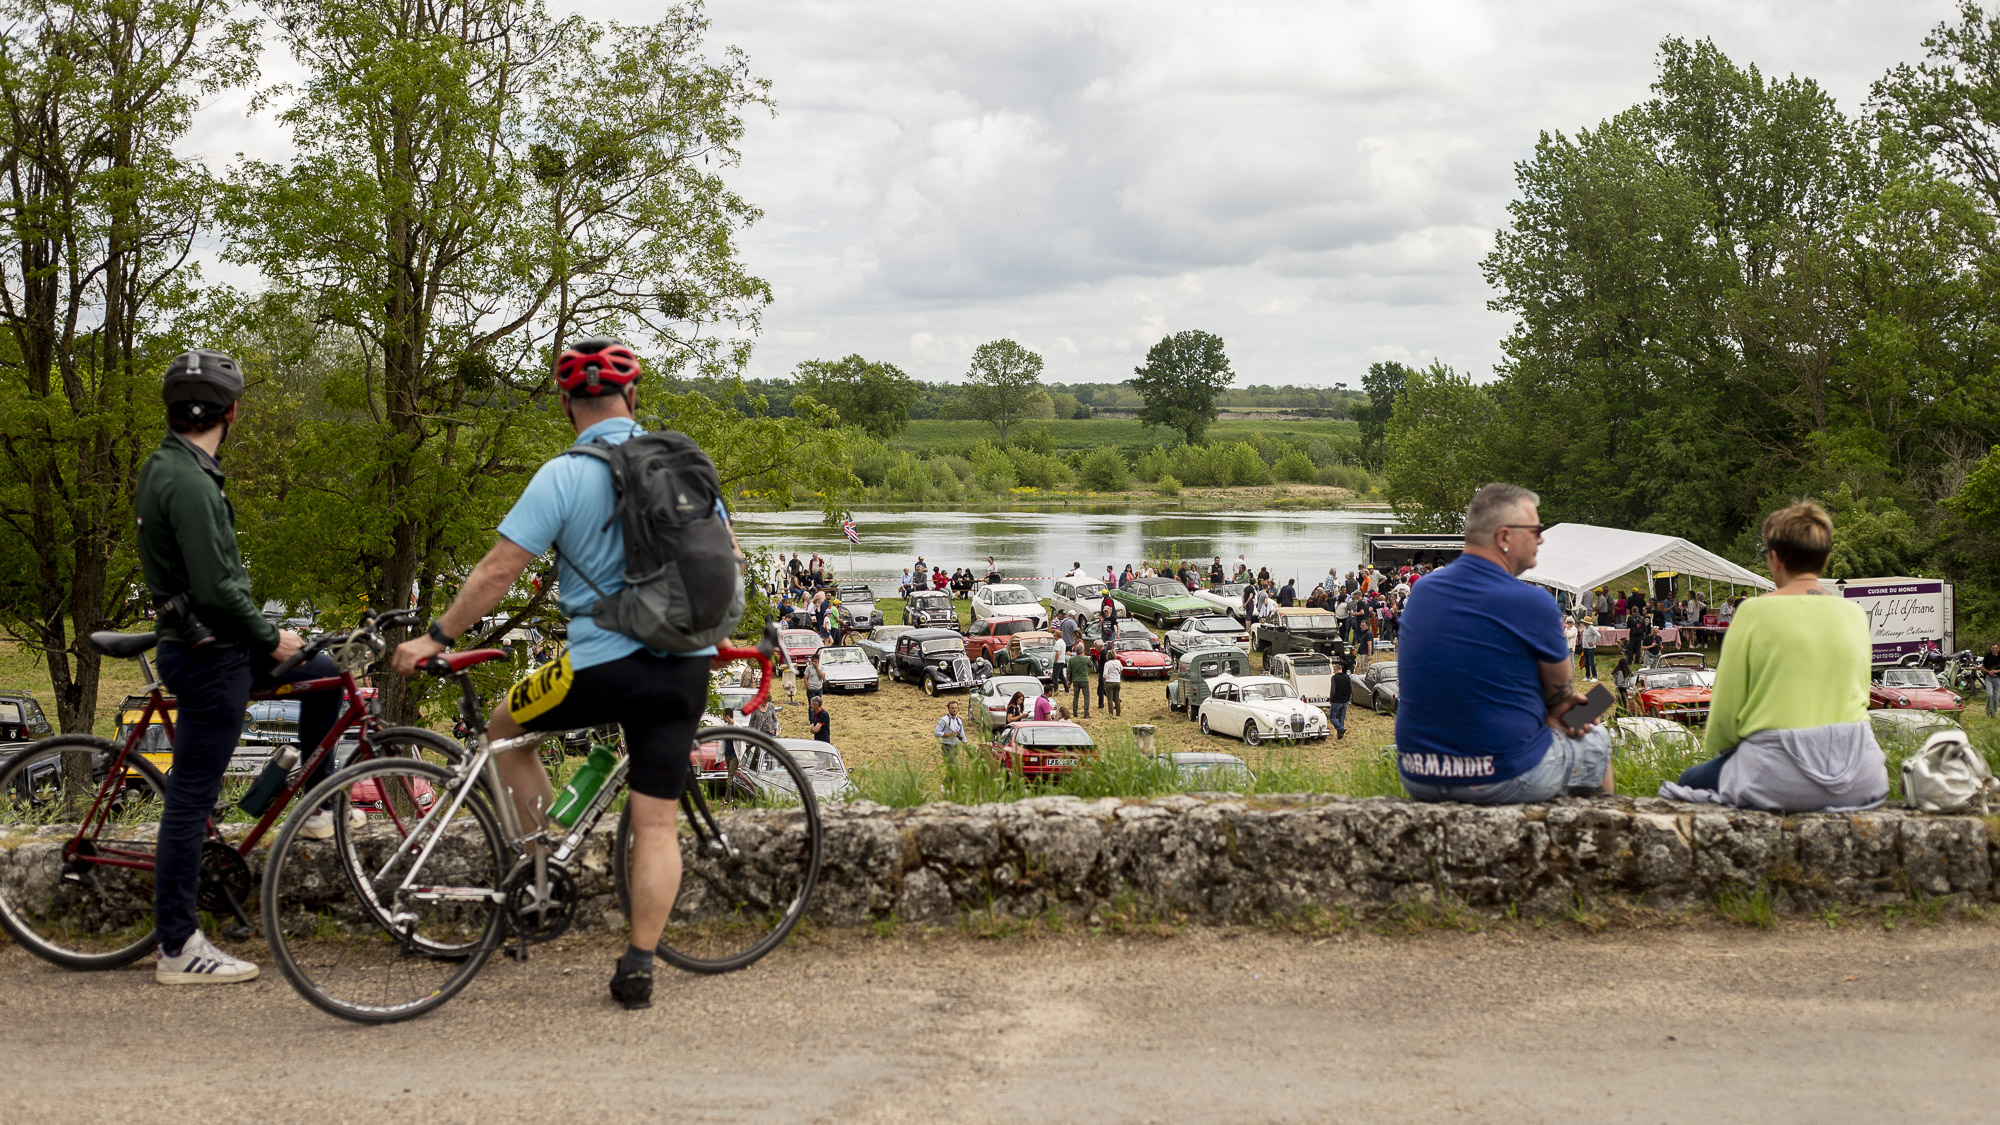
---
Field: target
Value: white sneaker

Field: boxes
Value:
[156,931,259,985]
[298,809,336,840]
[348,808,367,829]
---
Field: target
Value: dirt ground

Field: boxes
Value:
[4,920,1997,1123]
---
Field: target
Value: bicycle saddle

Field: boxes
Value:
[90,631,159,658]
[422,649,508,674]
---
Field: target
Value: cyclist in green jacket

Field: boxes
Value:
[136,350,346,985]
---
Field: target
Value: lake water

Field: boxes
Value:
[730,508,1401,592]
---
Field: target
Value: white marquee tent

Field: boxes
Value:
[1517,523,1774,598]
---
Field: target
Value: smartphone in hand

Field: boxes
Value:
[1560,683,1615,729]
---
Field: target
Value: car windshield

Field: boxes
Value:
[988,589,1034,605]
[1242,682,1299,702]
[910,594,948,608]
[1129,579,1183,597]
[988,678,1043,699]
[1372,664,1398,681]
[1641,671,1695,689]
[1282,614,1339,630]
[838,586,873,601]
[1018,638,1056,653]
[1190,618,1238,633]
[780,631,820,648]
[1215,584,1249,598]
[1289,655,1332,674]
[787,748,844,773]
[1882,669,1940,688]
[820,649,866,665]
[1070,582,1105,598]
[992,620,1035,635]
[1017,726,1095,748]
[1117,622,1152,637]
[922,639,965,656]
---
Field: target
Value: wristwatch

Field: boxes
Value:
[427,620,457,645]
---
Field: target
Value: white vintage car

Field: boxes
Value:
[1196,674,1331,746]
[1189,582,1254,617]
[1050,578,1126,621]
[970,583,1048,628]
[1269,651,1335,710]
[814,646,880,692]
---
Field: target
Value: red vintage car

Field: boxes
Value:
[1630,657,1712,724]
[778,628,824,669]
[1104,644,1171,679]
[987,720,1097,781]
[1869,667,1965,712]
[962,616,1042,660]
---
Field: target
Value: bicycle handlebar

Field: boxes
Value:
[713,623,781,716]
[272,607,424,678]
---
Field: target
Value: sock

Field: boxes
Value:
[619,944,654,971]
[162,939,184,958]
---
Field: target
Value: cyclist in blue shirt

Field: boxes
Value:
[395,339,742,1010]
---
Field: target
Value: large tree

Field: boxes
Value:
[224,0,771,720]
[792,353,920,437]
[1355,361,1412,469]
[0,0,253,753]
[1381,362,1497,532]
[956,338,1046,446]
[1129,329,1233,446]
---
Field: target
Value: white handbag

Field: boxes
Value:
[1901,730,1995,814]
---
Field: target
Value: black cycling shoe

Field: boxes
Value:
[609,960,653,1010]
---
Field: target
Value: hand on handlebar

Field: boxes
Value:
[271,629,304,662]
[393,634,446,677]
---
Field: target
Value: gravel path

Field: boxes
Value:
[4,921,1996,1123]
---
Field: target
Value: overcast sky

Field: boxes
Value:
[193,1,1964,388]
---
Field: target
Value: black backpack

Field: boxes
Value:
[562,430,744,652]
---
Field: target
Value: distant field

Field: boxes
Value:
[896,416,1357,454]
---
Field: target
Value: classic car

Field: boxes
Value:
[1630,662,1711,723]
[0,691,54,746]
[1108,576,1219,628]
[1050,578,1125,621]
[1868,708,1963,739]
[1089,618,1160,656]
[1869,666,1964,713]
[1100,636,1172,679]
[832,583,883,632]
[1189,583,1254,617]
[969,583,1048,628]
[729,737,855,804]
[1166,646,1254,715]
[239,699,301,747]
[1347,661,1399,714]
[988,720,1096,781]
[902,590,960,630]
[1249,607,1347,666]
[889,628,982,696]
[1163,614,1251,658]
[778,628,825,669]
[972,675,1048,730]
[1162,751,1256,790]
[1270,651,1336,711]
[963,616,1044,660]
[858,624,914,670]
[1611,715,1698,752]
[114,693,283,778]
[1196,675,1331,745]
[815,646,881,692]
[998,631,1063,686]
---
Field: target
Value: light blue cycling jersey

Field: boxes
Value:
[497,417,725,670]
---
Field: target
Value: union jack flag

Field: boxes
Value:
[842,517,859,544]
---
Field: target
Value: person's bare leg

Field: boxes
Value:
[483,698,554,833]
[1599,761,1616,796]
[625,792,681,950]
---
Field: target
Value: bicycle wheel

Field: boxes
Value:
[329,726,479,952]
[261,757,507,1023]
[612,728,822,974]
[0,736,167,969]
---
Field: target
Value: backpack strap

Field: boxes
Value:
[553,437,623,608]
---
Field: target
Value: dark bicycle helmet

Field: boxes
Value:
[554,338,641,396]
[161,349,244,408]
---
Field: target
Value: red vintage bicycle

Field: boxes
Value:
[0,609,461,969]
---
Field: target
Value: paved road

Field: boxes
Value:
[4,921,1997,1123]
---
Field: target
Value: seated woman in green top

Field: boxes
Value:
[1661,502,1888,811]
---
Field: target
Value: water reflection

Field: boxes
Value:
[730,508,1400,589]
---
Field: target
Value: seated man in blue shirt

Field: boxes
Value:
[1395,483,1612,804]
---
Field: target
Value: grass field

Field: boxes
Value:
[893,416,1357,456]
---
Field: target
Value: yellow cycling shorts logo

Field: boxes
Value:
[508,653,573,724]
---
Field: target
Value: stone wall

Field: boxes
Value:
[8,795,1995,935]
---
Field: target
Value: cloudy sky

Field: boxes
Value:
[195,0,1964,388]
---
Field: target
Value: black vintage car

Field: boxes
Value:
[902,590,960,630]
[0,691,53,746]
[889,627,981,697]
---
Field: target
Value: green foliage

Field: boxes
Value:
[793,354,921,437]
[1272,449,1317,483]
[1154,473,1182,496]
[955,339,1048,446]
[967,440,1017,490]
[1382,362,1496,532]
[1077,447,1132,491]
[1132,446,1168,483]
[1357,361,1412,469]
[1129,329,1235,445]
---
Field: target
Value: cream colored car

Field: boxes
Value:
[1196,674,1331,746]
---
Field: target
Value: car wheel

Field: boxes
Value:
[1199,713,1212,736]
[922,677,938,697]
[1243,722,1261,747]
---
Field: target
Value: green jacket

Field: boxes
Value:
[134,432,279,651]
[1066,653,1093,682]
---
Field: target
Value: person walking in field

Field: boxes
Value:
[1068,648,1093,717]
[1101,652,1124,717]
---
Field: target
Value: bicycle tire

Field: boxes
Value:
[262,757,507,1024]
[611,727,823,974]
[328,726,479,955]
[0,736,168,969]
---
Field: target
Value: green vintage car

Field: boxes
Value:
[1109,577,1219,628]
[1165,645,1254,716]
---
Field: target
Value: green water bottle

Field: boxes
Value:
[548,743,618,828]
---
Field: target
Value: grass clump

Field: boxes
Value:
[1715,884,1777,929]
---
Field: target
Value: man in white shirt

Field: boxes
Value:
[1067,561,1087,579]
[933,701,966,764]
[1101,654,1124,716]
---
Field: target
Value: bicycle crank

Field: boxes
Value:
[501,861,577,945]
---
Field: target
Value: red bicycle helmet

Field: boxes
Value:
[554,338,641,396]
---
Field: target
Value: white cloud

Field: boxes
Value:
[194,0,1964,386]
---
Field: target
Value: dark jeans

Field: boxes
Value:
[153,641,341,953]
[1676,749,1735,792]
[1580,647,1598,679]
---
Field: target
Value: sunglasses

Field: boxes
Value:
[1499,523,1546,538]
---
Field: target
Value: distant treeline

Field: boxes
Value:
[681,376,1363,421]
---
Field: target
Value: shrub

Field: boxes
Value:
[1007,445,1069,489]
[1133,446,1168,483]
[1272,450,1316,483]
[849,433,895,487]
[1316,463,1373,492]
[1167,443,1217,486]
[1155,473,1182,496]
[1216,441,1270,486]
[1078,447,1131,491]
[968,441,1016,490]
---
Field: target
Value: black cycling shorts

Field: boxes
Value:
[506,649,710,800]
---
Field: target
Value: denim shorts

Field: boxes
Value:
[1401,726,1614,805]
